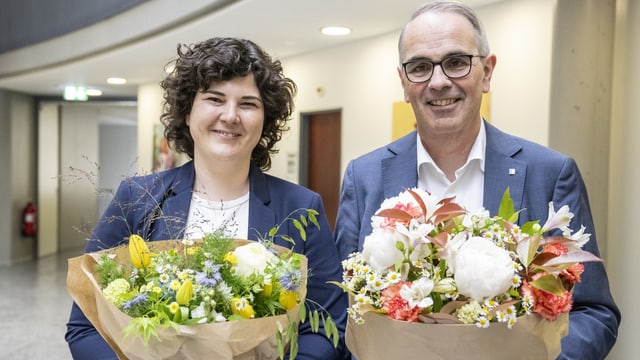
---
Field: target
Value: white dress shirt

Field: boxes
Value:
[417,121,486,213]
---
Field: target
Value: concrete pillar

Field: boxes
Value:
[607,0,640,358]
[548,0,615,261]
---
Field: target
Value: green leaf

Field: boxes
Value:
[324,316,339,347]
[310,310,320,332]
[268,226,278,238]
[497,188,515,221]
[529,273,566,296]
[293,219,307,241]
[517,234,541,267]
[300,214,308,227]
[394,258,404,272]
[172,307,182,323]
[286,322,296,341]
[278,235,295,245]
[431,292,443,313]
[299,301,307,323]
[123,317,161,345]
[276,329,284,359]
[326,280,355,296]
[521,220,541,235]
[289,328,299,359]
[308,210,320,228]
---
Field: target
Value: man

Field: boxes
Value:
[334,2,620,359]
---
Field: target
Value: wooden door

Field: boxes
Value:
[301,110,341,231]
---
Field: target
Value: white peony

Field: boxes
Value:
[232,242,275,277]
[453,237,514,302]
[362,229,405,273]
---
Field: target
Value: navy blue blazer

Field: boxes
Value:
[66,161,348,360]
[335,122,620,359]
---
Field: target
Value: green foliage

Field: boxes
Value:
[268,208,338,359]
[339,186,599,328]
[94,254,126,288]
[123,317,162,345]
[93,207,338,359]
[257,208,320,247]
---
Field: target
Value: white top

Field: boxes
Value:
[417,121,486,213]
[184,191,250,240]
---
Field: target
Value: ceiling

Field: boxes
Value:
[0,0,501,99]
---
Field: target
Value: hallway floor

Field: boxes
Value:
[0,248,83,359]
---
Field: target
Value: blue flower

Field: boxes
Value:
[122,293,148,311]
[280,270,302,291]
[196,262,223,287]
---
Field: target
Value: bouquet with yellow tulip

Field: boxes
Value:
[67,209,338,360]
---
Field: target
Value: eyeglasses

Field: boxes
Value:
[402,54,484,83]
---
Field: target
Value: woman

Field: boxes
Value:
[66,37,347,360]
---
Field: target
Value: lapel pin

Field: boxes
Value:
[509,168,516,175]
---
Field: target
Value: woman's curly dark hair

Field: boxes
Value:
[160,37,297,170]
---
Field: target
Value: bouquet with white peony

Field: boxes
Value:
[335,188,601,359]
[67,209,339,360]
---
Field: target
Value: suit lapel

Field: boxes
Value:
[483,122,526,215]
[382,131,419,198]
[247,165,276,241]
[150,162,195,240]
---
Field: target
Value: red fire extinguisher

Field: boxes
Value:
[22,201,37,237]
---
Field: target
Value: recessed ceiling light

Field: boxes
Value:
[107,77,127,85]
[86,89,103,96]
[321,26,352,36]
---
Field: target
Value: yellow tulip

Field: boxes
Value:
[231,297,256,319]
[262,283,273,298]
[128,234,151,269]
[261,274,273,297]
[279,290,299,311]
[176,279,193,305]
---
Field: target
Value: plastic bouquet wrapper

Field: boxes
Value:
[67,236,309,360]
[336,188,600,359]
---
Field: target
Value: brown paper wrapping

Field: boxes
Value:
[346,310,568,360]
[67,240,307,360]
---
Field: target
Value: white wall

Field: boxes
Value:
[279,31,404,181]
[8,92,36,264]
[37,104,60,258]
[137,83,164,173]
[58,105,100,250]
[478,0,553,145]
[274,0,554,182]
[98,114,138,217]
[130,0,555,186]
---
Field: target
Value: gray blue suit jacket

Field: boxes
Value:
[67,161,348,360]
[335,122,620,359]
